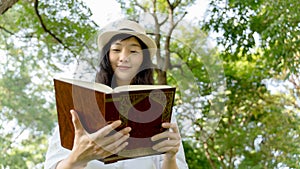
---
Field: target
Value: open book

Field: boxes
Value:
[53,77,176,164]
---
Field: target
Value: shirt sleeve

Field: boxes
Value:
[176,141,189,169]
[44,125,71,169]
[43,126,120,169]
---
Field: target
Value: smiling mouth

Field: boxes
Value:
[117,66,131,70]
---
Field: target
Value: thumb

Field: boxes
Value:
[70,109,84,133]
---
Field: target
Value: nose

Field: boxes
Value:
[119,49,130,62]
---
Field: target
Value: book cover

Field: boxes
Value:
[53,78,176,164]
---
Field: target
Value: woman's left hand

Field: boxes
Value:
[151,122,181,159]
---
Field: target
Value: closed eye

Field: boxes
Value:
[131,50,142,54]
[111,49,121,52]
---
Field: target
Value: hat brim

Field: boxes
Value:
[98,30,157,58]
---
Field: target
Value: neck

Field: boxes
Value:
[116,79,131,87]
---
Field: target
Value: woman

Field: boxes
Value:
[44,19,189,169]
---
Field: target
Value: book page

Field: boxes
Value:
[56,77,114,93]
[55,77,173,93]
[113,85,172,93]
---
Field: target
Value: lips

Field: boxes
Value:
[117,65,131,70]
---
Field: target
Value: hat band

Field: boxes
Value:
[119,28,134,31]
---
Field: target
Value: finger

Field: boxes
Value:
[118,126,132,135]
[104,134,130,153]
[94,120,122,137]
[99,141,129,159]
[99,127,131,146]
[110,141,129,154]
[153,146,177,154]
[70,109,84,134]
[112,141,129,154]
[151,130,180,142]
[151,131,167,142]
[162,123,179,133]
[152,139,180,151]
[108,127,131,141]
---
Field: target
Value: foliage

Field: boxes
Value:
[117,0,300,168]
[203,0,300,76]
[0,0,97,168]
[116,1,226,168]
[182,140,217,169]
[1,0,299,168]
[201,0,300,168]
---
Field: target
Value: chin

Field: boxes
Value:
[116,72,136,80]
[115,76,134,83]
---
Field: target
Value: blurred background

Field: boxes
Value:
[0,0,299,168]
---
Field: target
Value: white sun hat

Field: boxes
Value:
[97,19,157,58]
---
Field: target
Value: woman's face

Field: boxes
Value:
[109,36,144,86]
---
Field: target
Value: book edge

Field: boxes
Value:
[54,77,113,93]
[54,77,174,93]
[113,85,173,93]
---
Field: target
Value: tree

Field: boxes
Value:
[2,0,299,168]
[0,0,18,14]
[116,0,197,85]
[203,0,300,76]
[115,1,226,168]
[0,0,97,167]
[116,0,300,168]
[199,0,300,168]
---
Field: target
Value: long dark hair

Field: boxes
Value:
[95,33,154,87]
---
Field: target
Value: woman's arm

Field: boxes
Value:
[151,122,182,169]
[55,110,131,169]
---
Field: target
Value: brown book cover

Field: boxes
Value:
[53,77,176,164]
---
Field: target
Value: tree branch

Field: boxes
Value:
[34,0,74,56]
[207,137,228,169]
[0,25,14,35]
[173,11,187,31]
[133,0,147,12]
[289,74,300,90]
[166,0,173,10]
[1,126,26,155]
[174,0,182,9]
[203,141,217,169]
[0,0,18,14]
[159,16,169,26]
[164,10,187,70]
[0,25,36,39]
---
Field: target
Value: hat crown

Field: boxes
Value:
[98,19,157,58]
[105,20,146,35]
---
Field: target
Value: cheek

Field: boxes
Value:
[132,55,143,68]
[109,53,117,70]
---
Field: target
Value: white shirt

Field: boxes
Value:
[44,117,189,169]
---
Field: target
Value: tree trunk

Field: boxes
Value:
[156,69,167,85]
[0,0,18,15]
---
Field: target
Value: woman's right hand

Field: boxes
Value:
[56,110,131,169]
